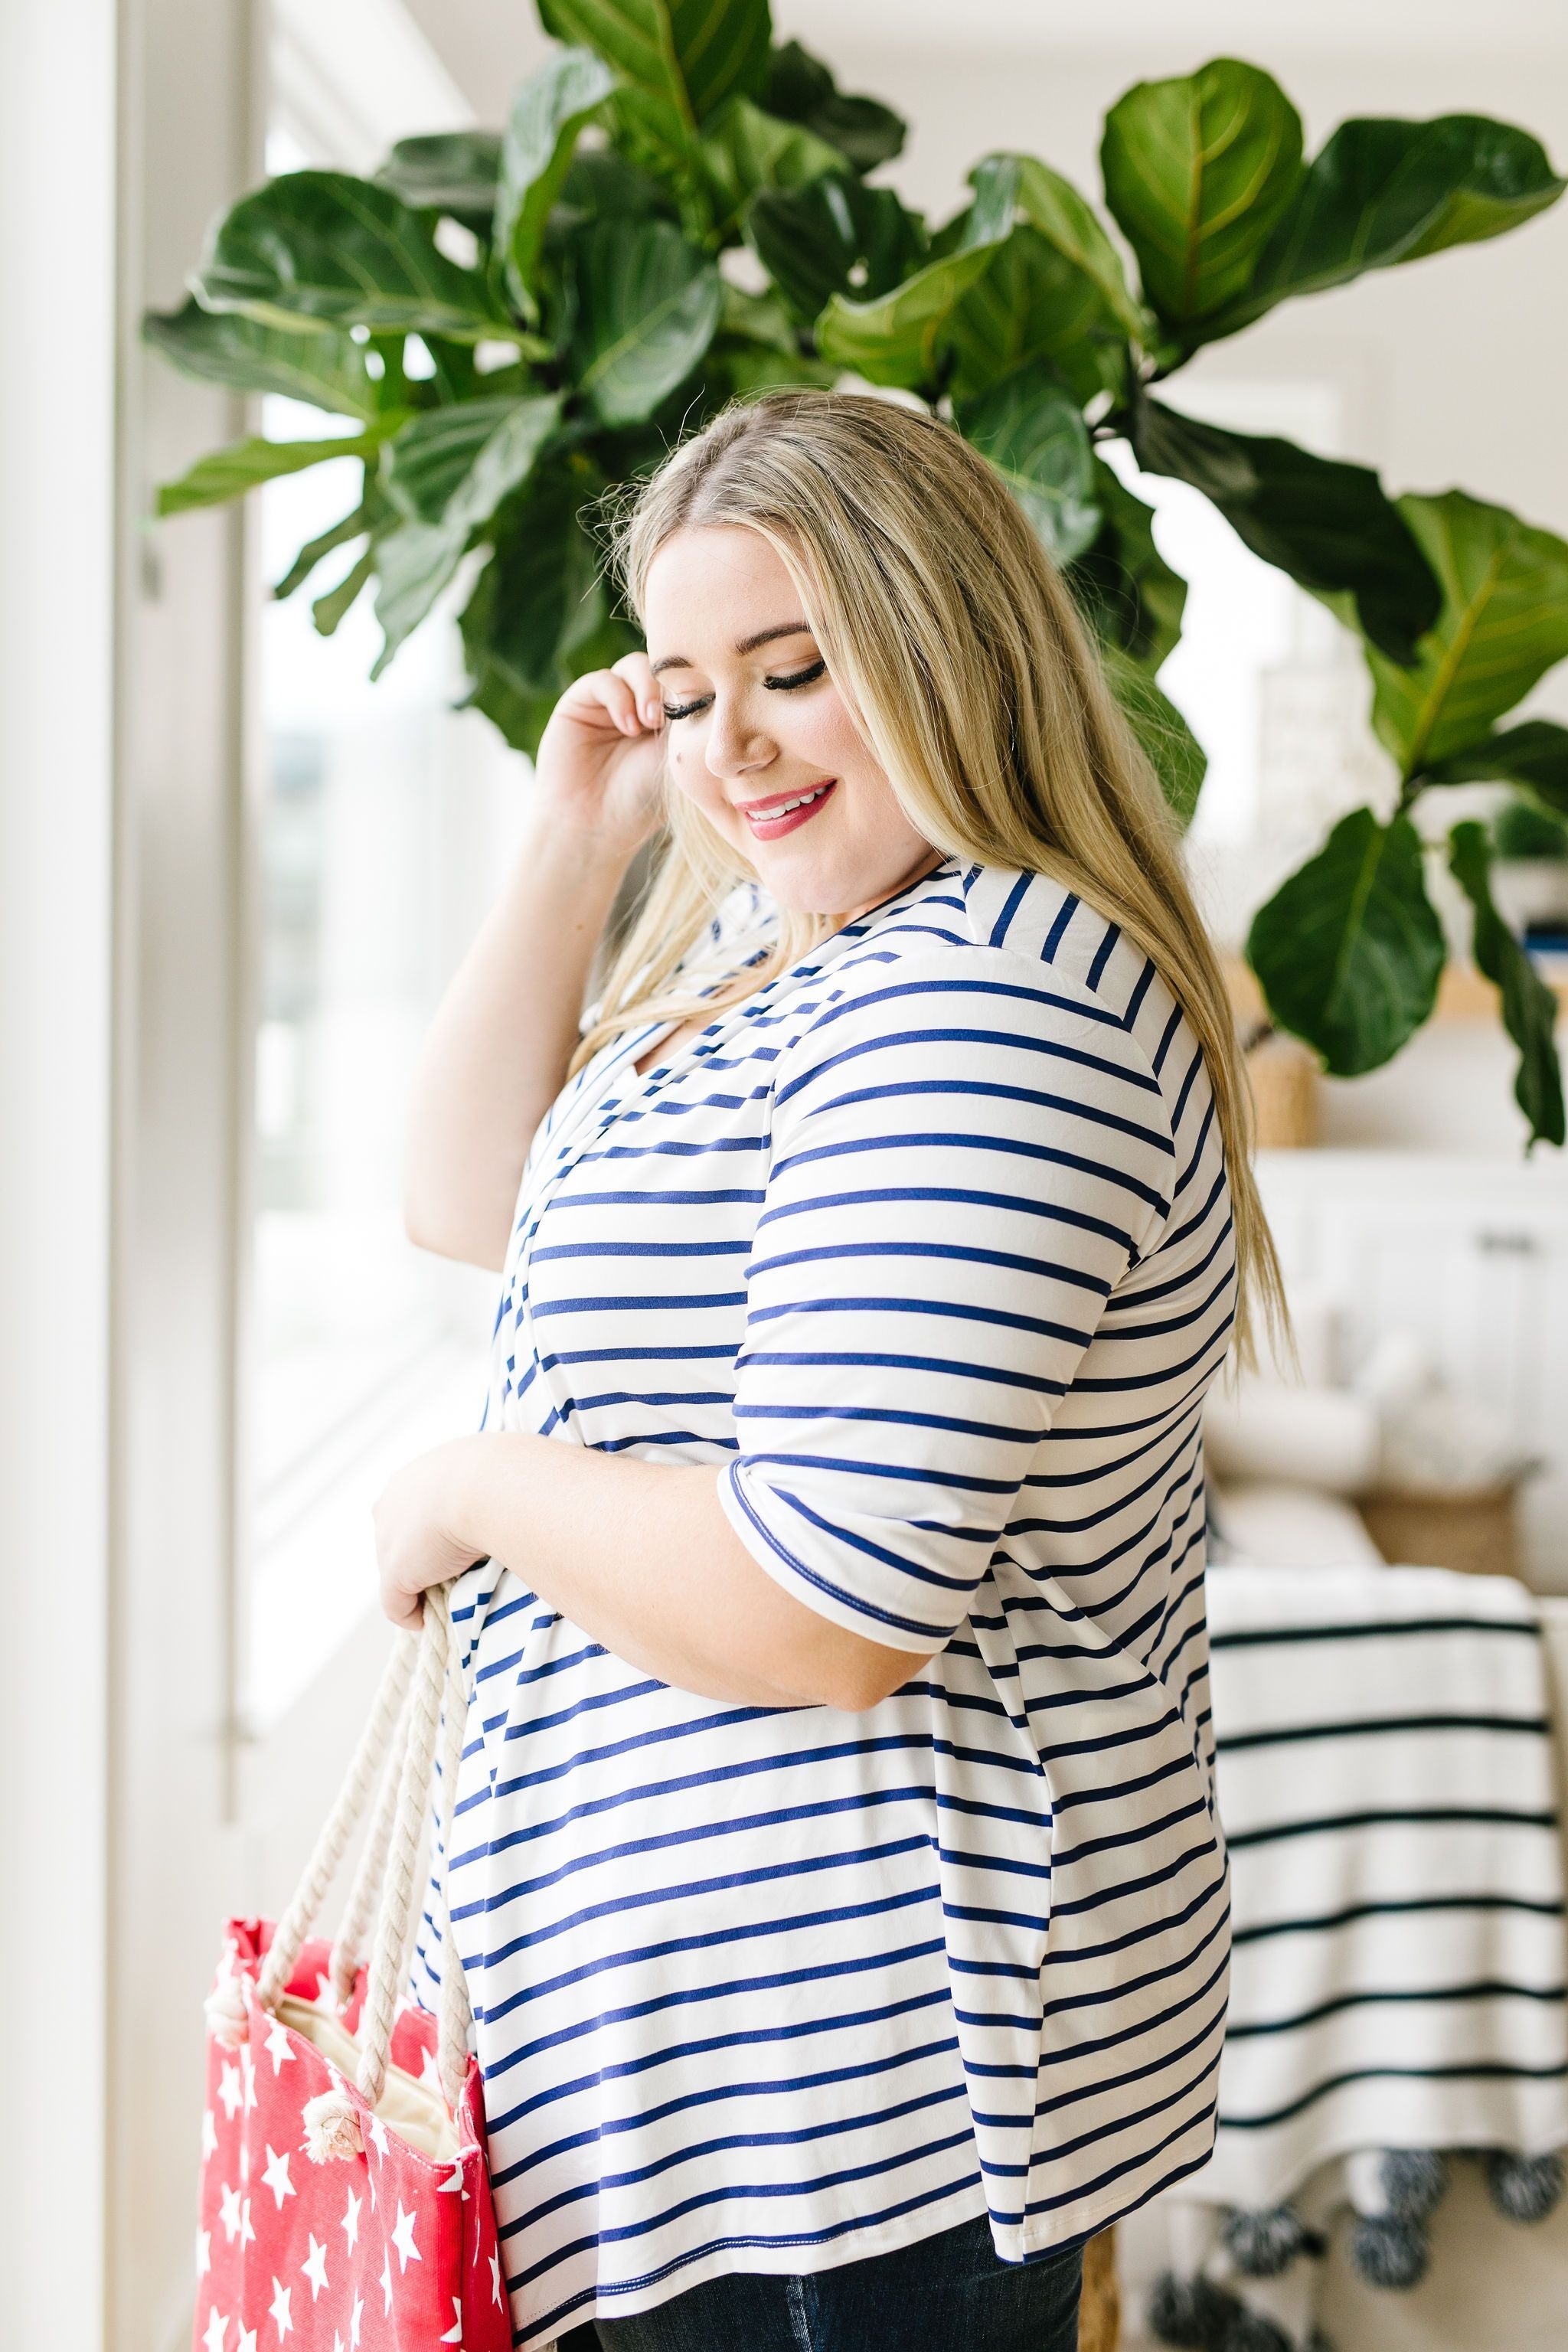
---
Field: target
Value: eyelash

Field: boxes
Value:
[661,658,826,723]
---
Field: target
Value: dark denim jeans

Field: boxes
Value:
[555,2213,1083,2351]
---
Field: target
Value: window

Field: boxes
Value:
[243,106,517,1723]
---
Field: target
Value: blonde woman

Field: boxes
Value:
[374,389,1278,2352]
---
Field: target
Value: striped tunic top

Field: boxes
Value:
[418,854,1236,2347]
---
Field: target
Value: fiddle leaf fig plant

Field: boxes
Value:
[144,11,1567,1144]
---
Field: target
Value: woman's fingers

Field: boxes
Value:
[572,668,641,737]
[612,650,664,732]
[560,662,662,740]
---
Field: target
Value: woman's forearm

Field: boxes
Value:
[441,1433,926,1713]
[403,813,634,1271]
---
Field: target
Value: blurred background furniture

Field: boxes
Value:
[1120,1572,1568,2352]
[1205,1150,1568,1593]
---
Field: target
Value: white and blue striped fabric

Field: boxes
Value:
[416,855,1238,2347]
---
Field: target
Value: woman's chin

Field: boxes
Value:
[758,844,942,923]
[752,855,859,916]
[713,803,939,919]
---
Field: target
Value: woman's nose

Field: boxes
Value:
[704,703,776,782]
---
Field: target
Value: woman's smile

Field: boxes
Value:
[735,777,838,838]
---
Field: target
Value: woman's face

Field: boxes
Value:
[641,524,940,922]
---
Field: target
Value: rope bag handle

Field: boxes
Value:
[206,1587,474,2158]
[328,1658,416,2012]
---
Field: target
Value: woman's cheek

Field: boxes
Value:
[668,737,734,837]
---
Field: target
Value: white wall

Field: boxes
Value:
[0,3,118,2345]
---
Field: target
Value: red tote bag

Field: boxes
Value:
[192,1589,512,2352]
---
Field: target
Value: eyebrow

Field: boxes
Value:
[649,620,815,677]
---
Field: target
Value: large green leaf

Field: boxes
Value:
[1211,114,1565,338]
[495,47,617,316]
[1247,808,1446,1074]
[1101,59,1304,335]
[155,417,403,517]
[413,335,488,407]
[1070,459,1186,672]
[142,298,381,420]
[1449,820,1565,1147]
[977,152,1146,341]
[1129,392,1439,666]
[717,280,797,352]
[944,220,1127,404]
[462,555,640,756]
[815,196,1123,405]
[746,171,925,323]
[763,40,904,174]
[814,227,999,388]
[538,0,771,132]
[1355,492,1568,779]
[371,519,469,678]
[955,362,1099,565]
[701,95,844,221]
[1102,646,1206,828]
[1496,797,1568,860]
[923,204,978,267]
[311,545,376,637]
[384,393,562,531]
[192,172,505,340]
[557,145,680,225]
[701,286,838,400]
[1421,719,1568,821]
[273,487,386,599]
[598,84,706,219]
[375,132,503,223]
[459,468,603,710]
[566,219,721,423]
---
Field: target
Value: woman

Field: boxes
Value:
[374,389,1279,2352]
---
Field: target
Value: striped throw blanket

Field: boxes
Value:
[1194,1564,1568,2205]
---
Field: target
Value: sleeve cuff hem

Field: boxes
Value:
[717,1461,950,1656]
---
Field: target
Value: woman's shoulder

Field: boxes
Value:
[842,861,1182,1058]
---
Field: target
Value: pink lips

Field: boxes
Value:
[737,779,837,840]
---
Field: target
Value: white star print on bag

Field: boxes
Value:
[190,1592,514,2349]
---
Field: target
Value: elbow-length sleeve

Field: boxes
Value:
[716,947,1178,1651]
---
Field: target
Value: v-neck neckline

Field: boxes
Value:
[629,1015,711,1084]
[605,853,962,1116]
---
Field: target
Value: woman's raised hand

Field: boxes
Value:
[531,652,668,863]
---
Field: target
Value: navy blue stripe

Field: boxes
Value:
[1220,2060,1568,2133]
[1211,1615,1539,1651]
[1225,1805,1557,1851]
[1217,1711,1550,1753]
[1227,1980,1568,2040]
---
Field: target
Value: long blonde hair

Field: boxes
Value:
[575,387,1282,1357]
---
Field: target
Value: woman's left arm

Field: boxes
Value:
[371,1432,933,1713]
